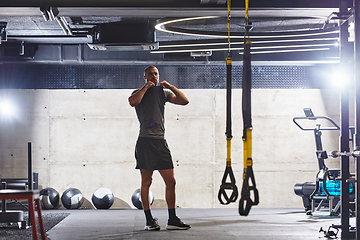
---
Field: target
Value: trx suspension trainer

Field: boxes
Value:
[218,0,238,205]
[239,0,259,216]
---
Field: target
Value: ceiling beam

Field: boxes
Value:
[0,0,347,8]
[0,7,340,19]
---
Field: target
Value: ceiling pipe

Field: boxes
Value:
[39,6,50,21]
[56,16,73,35]
[49,7,59,21]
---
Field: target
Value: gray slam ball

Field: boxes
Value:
[131,188,154,209]
[40,187,60,209]
[92,187,114,209]
[61,188,84,209]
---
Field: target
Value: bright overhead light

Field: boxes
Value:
[155,16,339,39]
[248,48,330,55]
[0,100,16,117]
[154,16,339,55]
[328,68,352,89]
[159,37,338,49]
[152,47,331,54]
[252,37,338,45]
[152,42,336,54]
[250,43,336,51]
[155,16,219,38]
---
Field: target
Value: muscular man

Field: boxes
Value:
[128,66,190,231]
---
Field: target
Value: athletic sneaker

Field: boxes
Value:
[166,217,191,230]
[144,217,161,231]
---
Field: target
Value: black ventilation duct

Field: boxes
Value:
[95,21,155,44]
[89,20,158,51]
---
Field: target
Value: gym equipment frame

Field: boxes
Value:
[293,108,355,217]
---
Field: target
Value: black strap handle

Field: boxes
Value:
[218,166,238,205]
[239,165,259,216]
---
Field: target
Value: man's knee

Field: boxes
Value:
[142,177,152,188]
[166,177,176,188]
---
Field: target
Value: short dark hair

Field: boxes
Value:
[144,65,157,76]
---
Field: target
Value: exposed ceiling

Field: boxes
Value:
[0,0,353,63]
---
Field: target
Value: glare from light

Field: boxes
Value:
[328,68,351,89]
[0,100,16,117]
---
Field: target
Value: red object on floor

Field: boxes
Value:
[0,190,46,240]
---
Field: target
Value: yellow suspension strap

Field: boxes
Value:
[218,0,238,205]
[239,0,259,216]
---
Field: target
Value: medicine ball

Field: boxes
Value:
[92,187,114,209]
[131,188,154,209]
[61,188,84,209]
[40,187,60,209]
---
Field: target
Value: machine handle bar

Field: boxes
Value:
[293,116,340,131]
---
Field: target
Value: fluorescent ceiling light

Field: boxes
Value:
[248,48,330,54]
[159,38,338,49]
[152,43,337,54]
[250,43,336,50]
[155,16,218,38]
[154,16,339,55]
[155,16,339,39]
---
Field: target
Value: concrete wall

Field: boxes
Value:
[0,88,351,209]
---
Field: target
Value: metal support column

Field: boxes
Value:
[28,142,32,191]
[355,0,360,239]
[340,1,351,239]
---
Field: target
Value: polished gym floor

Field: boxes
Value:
[45,208,354,240]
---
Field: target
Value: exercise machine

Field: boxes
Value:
[293,108,355,216]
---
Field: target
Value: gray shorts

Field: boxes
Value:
[135,137,174,171]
